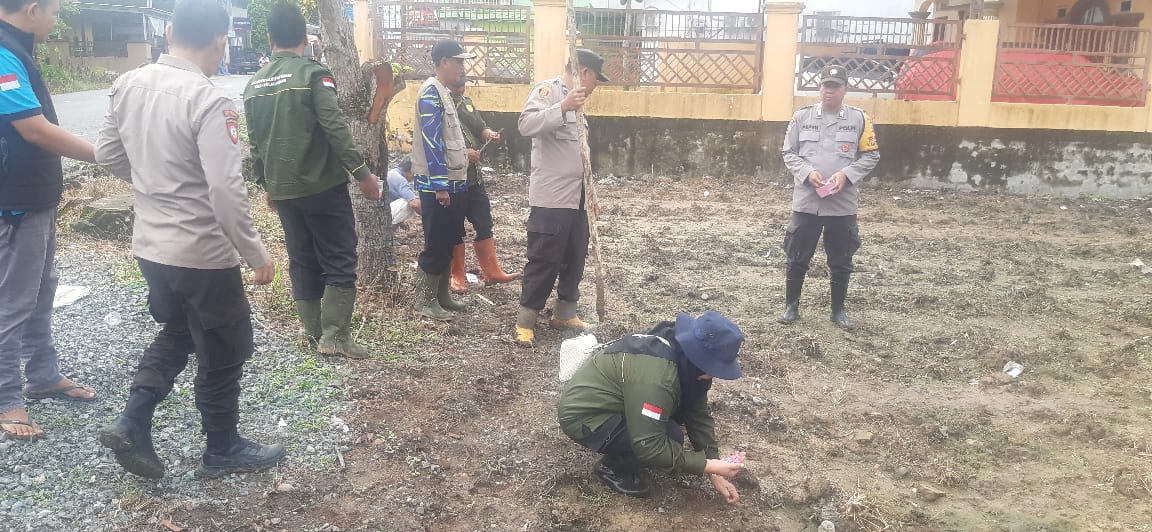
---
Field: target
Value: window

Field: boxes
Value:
[1082,6,1106,24]
[1120,1,1132,12]
[1057,8,1068,18]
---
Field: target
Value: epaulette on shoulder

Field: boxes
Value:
[845,104,868,116]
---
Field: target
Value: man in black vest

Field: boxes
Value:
[0,0,98,441]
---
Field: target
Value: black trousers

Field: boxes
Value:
[575,414,684,474]
[782,212,861,276]
[460,183,494,241]
[273,184,358,301]
[418,190,466,275]
[134,258,253,433]
[519,207,589,311]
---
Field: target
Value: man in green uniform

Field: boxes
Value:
[446,79,519,292]
[243,3,381,358]
[558,311,746,501]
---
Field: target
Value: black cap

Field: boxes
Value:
[819,65,849,86]
[576,48,610,82]
[431,40,476,63]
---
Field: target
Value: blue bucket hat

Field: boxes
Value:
[673,311,745,380]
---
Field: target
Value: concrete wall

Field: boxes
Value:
[374,10,1152,133]
[369,1,1152,198]
[41,40,151,74]
[474,111,1152,198]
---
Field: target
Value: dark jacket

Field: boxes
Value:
[242,51,369,201]
[0,20,63,212]
[557,334,721,475]
[456,94,487,186]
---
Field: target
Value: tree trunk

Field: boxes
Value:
[316,0,396,287]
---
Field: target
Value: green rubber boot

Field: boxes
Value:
[437,270,467,312]
[317,286,371,359]
[413,270,453,321]
[296,299,322,346]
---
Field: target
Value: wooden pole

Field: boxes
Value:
[566,2,608,322]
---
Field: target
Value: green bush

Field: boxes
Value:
[39,62,113,94]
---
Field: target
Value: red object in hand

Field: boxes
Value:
[723,452,745,464]
[817,181,837,198]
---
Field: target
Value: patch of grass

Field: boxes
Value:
[262,357,341,413]
[251,265,295,322]
[358,318,439,361]
[40,63,113,94]
[289,417,328,431]
[115,486,160,513]
[109,258,146,291]
[575,482,614,508]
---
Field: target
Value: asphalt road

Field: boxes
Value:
[55,74,253,143]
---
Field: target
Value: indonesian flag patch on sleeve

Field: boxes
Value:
[321,76,336,89]
[223,109,239,144]
[641,403,663,421]
[0,74,20,91]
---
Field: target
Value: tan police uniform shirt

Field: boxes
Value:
[518,77,585,210]
[94,54,269,270]
[782,104,880,217]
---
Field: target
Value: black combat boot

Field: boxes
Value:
[830,273,854,329]
[97,388,165,479]
[778,273,805,324]
[195,435,286,479]
[594,455,651,498]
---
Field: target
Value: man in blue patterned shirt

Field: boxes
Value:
[408,40,476,320]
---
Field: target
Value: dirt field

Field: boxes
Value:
[72,172,1151,531]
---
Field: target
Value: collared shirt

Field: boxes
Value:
[782,104,880,216]
[518,77,586,210]
[94,54,269,270]
[384,168,416,203]
[243,51,370,201]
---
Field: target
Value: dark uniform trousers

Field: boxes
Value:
[577,413,684,474]
[133,258,254,433]
[519,206,589,311]
[273,183,358,301]
[783,212,861,277]
[461,172,494,241]
[418,190,467,274]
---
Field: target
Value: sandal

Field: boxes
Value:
[24,384,97,402]
[0,419,44,441]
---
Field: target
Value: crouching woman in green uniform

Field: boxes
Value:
[558,311,746,502]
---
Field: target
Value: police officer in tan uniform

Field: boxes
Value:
[780,66,880,329]
[514,49,608,347]
[94,0,283,479]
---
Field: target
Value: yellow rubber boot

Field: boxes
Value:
[549,299,593,331]
[514,306,537,348]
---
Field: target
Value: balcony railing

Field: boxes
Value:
[797,15,963,99]
[573,7,764,91]
[994,23,1151,106]
[373,0,532,84]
